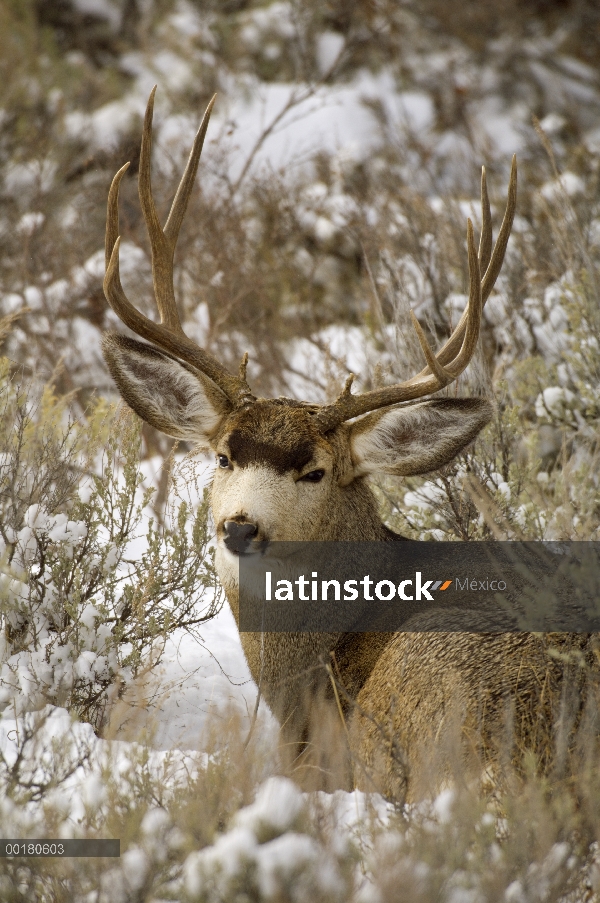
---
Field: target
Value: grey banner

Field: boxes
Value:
[0,839,120,857]
[238,542,600,632]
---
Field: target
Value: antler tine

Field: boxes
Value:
[403,161,500,385]
[401,178,490,387]
[105,161,130,271]
[445,218,482,375]
[314,162,515,433]
[480,155,517,296]
[104,236,247,398]
[103,89,255,407]
[402,219,481,385]
[432,155,517,369]
[139,86,184,335]
[164,94,217,245]
[478,166,492,275]
[408,310,453,386]
[136,88,216,334]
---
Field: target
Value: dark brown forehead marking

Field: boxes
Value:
[225,404,319,474]
[228,430,314,473]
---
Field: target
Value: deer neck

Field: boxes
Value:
[217,478,396,723]
[318,477,394,542]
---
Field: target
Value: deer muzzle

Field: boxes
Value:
[223,520,260,555]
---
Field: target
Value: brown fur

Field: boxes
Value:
[102,337,596,802]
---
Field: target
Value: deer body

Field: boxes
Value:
[207,401,570,799]
[100,88,589,801]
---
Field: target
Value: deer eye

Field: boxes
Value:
[218,454,230,469]
[300,469,325,483]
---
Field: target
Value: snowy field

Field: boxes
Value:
[1,0,600,898]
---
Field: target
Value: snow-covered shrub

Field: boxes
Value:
[0,357,219,731]
[375,240,600,544]
[183,777,354,903]
[2,703,600,903]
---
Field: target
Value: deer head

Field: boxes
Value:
[102,88,517,579]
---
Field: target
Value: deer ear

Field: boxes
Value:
[347,398,492,480]
[102,334,231,444]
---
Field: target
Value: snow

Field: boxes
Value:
[1,292,23,313]
[166,1,207,43]
[156,112,201,176]
[432,787,455,824]
[65,95,146,153]
[16,211,45,235]
[138,604,275,751]
[174,68,435,187]
[316,32,345,76]
[284,324,377,400]
[538,112,566,136]
[66,32,412,183]
[72,0,121,30]
[535,386,576,421]
[152,49,198,94]
[255,833,336,897]
[4,159,56,195]
[222,80,376,181]
[540,171,586,202]
[236,777,304,835]
[0,703,201,827]
[183,776,356,901]
[471,96,526,156]
[240,2,296,41]
[121,847,150,890]
[86,452,277,750]
[392,90,435,135]
[22,285,43,310]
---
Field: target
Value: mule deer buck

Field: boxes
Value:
[102,88,593,801]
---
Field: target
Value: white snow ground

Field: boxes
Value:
[132,605,275,750]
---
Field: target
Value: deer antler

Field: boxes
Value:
[314,157,517,432]
[104,89,515,428]
[103,86,255,408]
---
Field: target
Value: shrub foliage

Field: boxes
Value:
[0,357,220,732]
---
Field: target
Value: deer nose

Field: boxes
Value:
[223,520,258,554]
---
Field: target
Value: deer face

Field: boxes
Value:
[102,334,493,572]
[211,403,336,552]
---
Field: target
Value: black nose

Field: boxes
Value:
[223,520,258,554]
